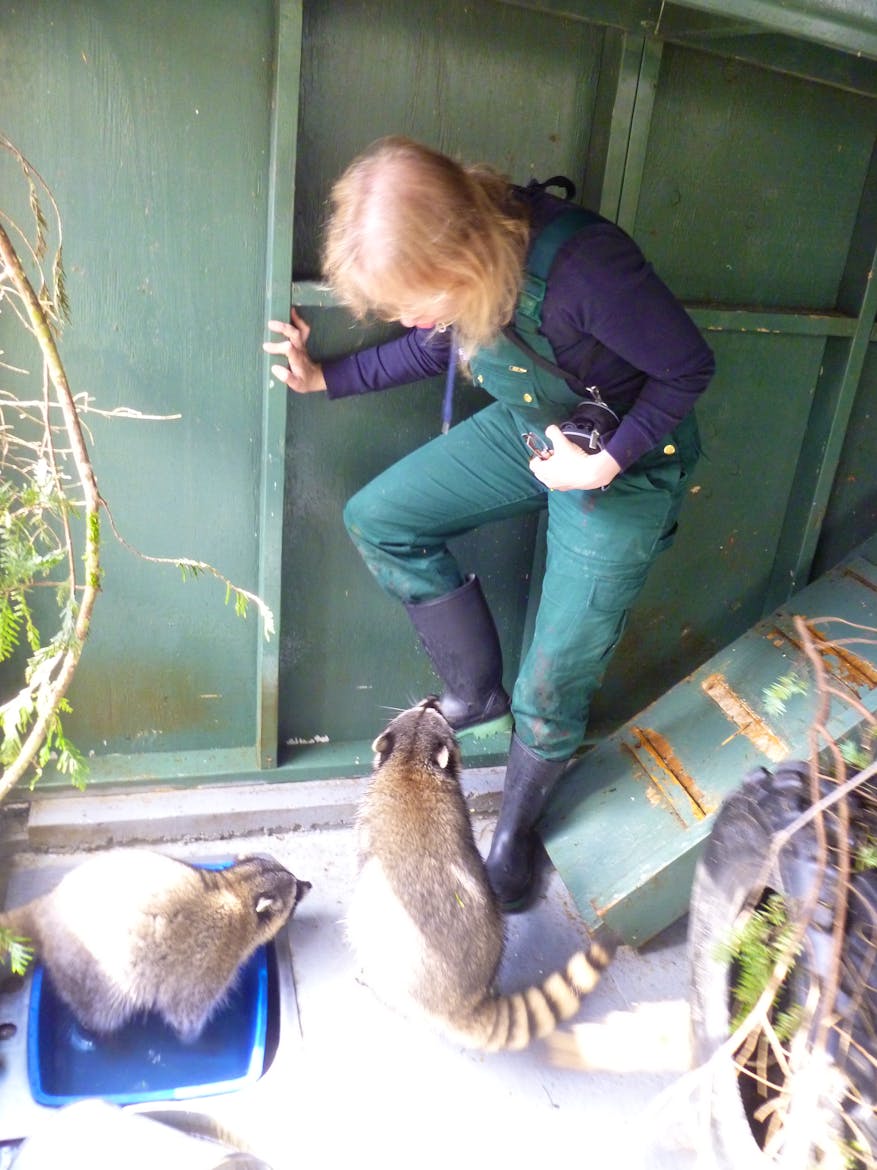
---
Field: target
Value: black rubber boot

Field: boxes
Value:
[486,735,569,912]
[403,574,511,735]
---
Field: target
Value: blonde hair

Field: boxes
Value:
[321,137,530,359]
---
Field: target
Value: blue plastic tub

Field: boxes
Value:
[27,944,270,1107]
[25,856,272,1107]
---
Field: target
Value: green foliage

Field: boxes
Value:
[855,835,877,873]
[762,671,809,718]
[719,892,803,1039]
[0,928,34,976]
[0,468,88,786]
[36,701,88,791]
[840,741,872,771]
[839,1136,871,1170]
[839,723,876,774]
[231,586,249,620]
[0,481,67,657]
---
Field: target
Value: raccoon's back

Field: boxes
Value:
[356,766,503,955]
[347,851,503,1016]
[33,851,206,997]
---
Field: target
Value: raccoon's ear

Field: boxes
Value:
[255,894,277,918]
[371,730,393,758]
[435,744,450,771]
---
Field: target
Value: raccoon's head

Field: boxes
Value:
[371,696,462,780]
[232,855,311,943]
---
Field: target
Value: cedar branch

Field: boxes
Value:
[0,220,101,800]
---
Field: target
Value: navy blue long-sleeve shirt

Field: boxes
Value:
[322,187,715,471]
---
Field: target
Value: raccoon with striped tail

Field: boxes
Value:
[346,698,615,1052]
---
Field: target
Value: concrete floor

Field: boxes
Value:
[0,768,706,1170]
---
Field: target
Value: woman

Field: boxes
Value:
[264,136,715,911]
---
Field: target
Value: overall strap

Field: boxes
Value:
[515,204,603,335]
[499,322,594,396]
[504,203,604,397]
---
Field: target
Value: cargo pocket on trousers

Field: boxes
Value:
[587,570,647,662]
[653,520,680,557]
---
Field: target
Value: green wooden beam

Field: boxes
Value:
[692,306,859,336]
[658,23,877,98]
[293,282,865,341]
[494,0,877,62]
[26,729,512,792]
[666,0,877,60]
[765,139,877,610]
[543,544,877,945]
[597,34,666,230]
[599,34,645,222]
[257,0,301,768]
[492,0,659,34]
[582,28,622,213]
[764,283,877,608]
[617,36,663,233]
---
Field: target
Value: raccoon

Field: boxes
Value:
[0,849,310,1041]
[346,698,614,1051]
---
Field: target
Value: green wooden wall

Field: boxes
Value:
[1,0,875,790]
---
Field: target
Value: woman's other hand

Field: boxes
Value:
[529,425,621,491]
[263,308,327,393]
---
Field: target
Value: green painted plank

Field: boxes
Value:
[29,729,511,793]
[496,0,877,63]
[617,36,663,233]
[282,725,512,778]
[637,43,877,306]
[600,33,648,222]
[542,549,877,946]
[660,25,877,99]
[581,27,622,212]
[807,144,877,575]
[293,281,863,338]
[692,307,858,336]
[494,0,659,33]
[0,0,275,759]
[25,747,263,793]
[295,284,863,338]
[766,233,877,608]
[669,0,877,60]
[257,0,301,768]
[596,845,704,948]
[814,344,877,574]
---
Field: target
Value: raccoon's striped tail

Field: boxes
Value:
[464,936,617,1053]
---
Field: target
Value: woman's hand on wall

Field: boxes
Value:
[529,425,621,491]
[264,308,327,394]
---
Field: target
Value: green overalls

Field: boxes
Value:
[343,210,700,760]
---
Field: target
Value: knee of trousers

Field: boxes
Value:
[342,485,394,554]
